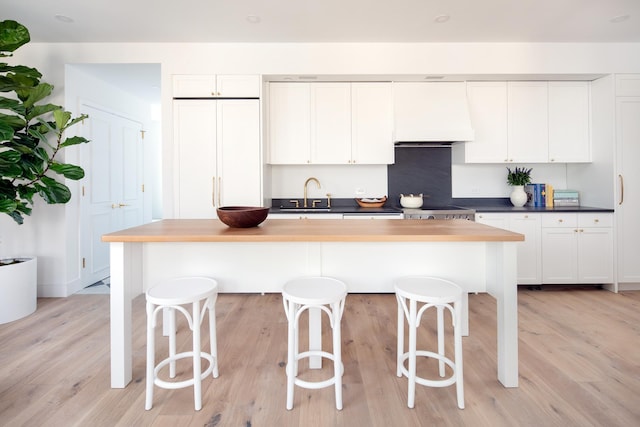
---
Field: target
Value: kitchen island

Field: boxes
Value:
[103,219,523,389]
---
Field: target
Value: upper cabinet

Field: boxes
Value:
[351,83,394,164]
[459,81,591,163]
[268,82,393,165]
[508,81,549,162]
[173,75,261,98]
[392,82,474,142]
[548,82,591,162]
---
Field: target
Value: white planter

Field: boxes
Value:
[0,257,37,324]
[509,185,528,207]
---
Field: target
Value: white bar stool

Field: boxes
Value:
[145,277,219,411]
[395,276,464,409]
[282,276,347,410]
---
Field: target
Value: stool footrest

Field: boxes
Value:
[399,351,457,388]
[154,351,215,390]
[289,350,344,390]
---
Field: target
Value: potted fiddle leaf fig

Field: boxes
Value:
[0,20,89,323]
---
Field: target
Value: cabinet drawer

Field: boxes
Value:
[578,213,612,228]
[541,213,577,228]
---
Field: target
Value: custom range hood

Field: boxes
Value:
[393,81,475,145]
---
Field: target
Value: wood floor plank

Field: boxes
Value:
[0,289,639,426]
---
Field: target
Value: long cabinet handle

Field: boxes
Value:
[218,177,222,207]
[619,174,624,205]
[212,176,216,207]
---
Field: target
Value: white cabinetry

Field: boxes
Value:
[508,82,549,162]
[541,213,613,284]
[476,212,541,284]
[462,82,508,163]
[173,99,261,218]
[268,83,310,164]
[393,82,474,142]
[343,213,403,219]
[351,83,394,164]
[268,213,343,220]
[268,82,393,165]
[172,75,260,98]
[615,75,640,284]
[311,83,352,164]
[548,81,591,162]
[460,81,590,163]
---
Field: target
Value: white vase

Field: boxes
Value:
[509,185,528,207]
[0,257,37,324]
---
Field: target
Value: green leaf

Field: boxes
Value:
[50,163,85,180]
[0,20,31,54]
[60,136,90,148]
[0,121,14,140]
[53,109,71,130]
[27,103,61,121]
[0,198,17,213]
[35,176,71,204]
[19,82,53,108]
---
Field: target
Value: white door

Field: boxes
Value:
[80,104,145,286]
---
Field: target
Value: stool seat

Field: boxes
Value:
[395,276,462,304]
[147,277,218,305]
[145,276,219,411]
[395,276,465,410]
[282,276,347,410]
[282,277,347,305]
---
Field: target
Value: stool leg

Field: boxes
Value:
[396,295,404,378]
[332,301,343,410]
[437,305,445,378]
[192,301,203,411]
[168,307,177,378]
[145,301,155,410]
[207,297,219,378]
[454,300,465,409]
[286,300,296,410]
[407,298,417,409]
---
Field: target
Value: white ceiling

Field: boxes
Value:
[3,1,638,104]
[2,0,639,43]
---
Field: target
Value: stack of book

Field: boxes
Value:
[554,189,580,207]
[524,183,554,207]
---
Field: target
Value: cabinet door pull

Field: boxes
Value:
[212,177,216,207]
[218,177,222,207]
[619,174,624,205]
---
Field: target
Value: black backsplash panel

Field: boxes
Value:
[387,146,452,208]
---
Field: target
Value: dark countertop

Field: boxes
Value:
[270,198,614,215]
[468,205,614,213]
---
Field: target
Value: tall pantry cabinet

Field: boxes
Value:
[172,75,262,219]
[615,74,640,286]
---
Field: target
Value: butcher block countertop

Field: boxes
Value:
[102,219,524,243]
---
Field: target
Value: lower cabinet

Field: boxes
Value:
[476,213,541,284]
[541,213,614,284]
[477,211,613,285]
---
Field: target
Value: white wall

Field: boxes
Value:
[3,41,640,296]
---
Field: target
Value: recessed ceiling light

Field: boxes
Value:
[434,14,450,24]
[54,14,74,24]
[246,15,261,24]
[610,14,630,23]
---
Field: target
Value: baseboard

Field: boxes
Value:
[617,283,640,291]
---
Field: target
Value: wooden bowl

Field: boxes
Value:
[356,196,387,208]
[216,206,269,228]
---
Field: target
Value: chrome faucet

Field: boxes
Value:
[303,177,321,208]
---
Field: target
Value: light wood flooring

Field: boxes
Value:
[1,289,639,426]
